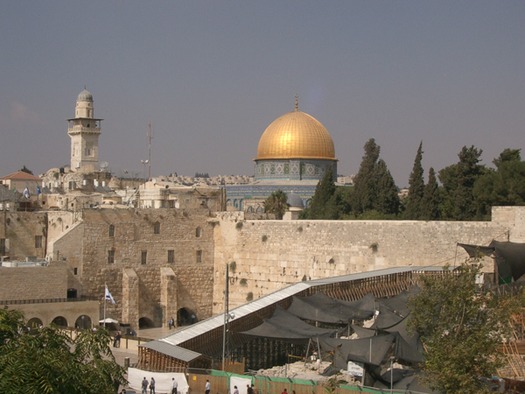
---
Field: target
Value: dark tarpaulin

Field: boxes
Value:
[459,241,525,282]
[286,292,376,323]
[318,334,395,368]
[378,289,418,318]
[239,306,336,341]
[372,303,405,330]
[319,331,422,371]
[391,331,424,364]
[350,324,376,339]
[383,314,422,356]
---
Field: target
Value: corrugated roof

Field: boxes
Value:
[140,341,202,362]
[159,266,443,348]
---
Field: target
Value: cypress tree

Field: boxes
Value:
[305,167,336,219]
[375,159,400,215]
[352,138,381,215]
[405,142,425,219]
[421,167,440,220]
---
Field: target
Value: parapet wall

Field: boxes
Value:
[0,261,68,301]
[212,207,525,312]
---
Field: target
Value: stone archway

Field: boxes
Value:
[177,307,197,326]
[138,317,155,329]
[75,315,92,330]
[27,317,43,330]
[51,316,68,328]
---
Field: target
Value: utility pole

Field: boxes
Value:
[147,122,153,180]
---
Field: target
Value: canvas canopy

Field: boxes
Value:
[286,293,376,323]
[459,241,525,283]
[239,306,336,341]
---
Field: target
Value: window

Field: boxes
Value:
[0,239,5,255]
[196,250,202,263]
[195,227,202,238]
[141,250,147,265]
[73,268,78,275]
[107,249,115,264]
[109,224,115,237]
[35,235,43,249]
[167,249,174,264]
[153,222,160,235]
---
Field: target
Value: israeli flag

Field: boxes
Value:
[105,286,116,304]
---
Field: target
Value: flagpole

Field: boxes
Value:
[103,283,107,328]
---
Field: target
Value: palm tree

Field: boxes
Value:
[264,190,288,219]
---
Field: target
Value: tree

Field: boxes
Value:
[420,167,441,220]
[351,139,399,217]
[352,138,381,215]
[19,165,33,175]
[474,148,525,213]
[404,142,425,219]
[408,263,518,393]
[375,159,400,215]
[263,190,288,219]
[303,167,338,219]
[0,308,126,394]
[439,146,486,220]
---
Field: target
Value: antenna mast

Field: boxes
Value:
[147,122,153,180]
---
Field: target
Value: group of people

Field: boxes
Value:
[139,376,178,394]
[141,377,156,394]
[209,380,258,394]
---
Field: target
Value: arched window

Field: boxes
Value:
[109,224,115,237]
[195,227,202,238]
[153,221,160,234]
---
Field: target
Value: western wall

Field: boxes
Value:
[211,206,525,312]
[1,205,524,330]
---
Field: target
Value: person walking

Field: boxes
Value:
[172,377,178,394]
[233,385,239,394]
[141,377,148,394]
[114,331,122,348]
[205,379,211,394]
[149,377,155,394]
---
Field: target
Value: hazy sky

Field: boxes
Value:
[1,1,524,187]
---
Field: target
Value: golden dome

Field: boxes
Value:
[256,110,336,160]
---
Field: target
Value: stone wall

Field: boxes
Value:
[0,261,68,301]
[0,211,48,260]
[211,207,525,312]
[5,204,525,331]
[52,207,215,328]
[492,206,525,241]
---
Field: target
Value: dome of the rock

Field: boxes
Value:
[256,110,335,160]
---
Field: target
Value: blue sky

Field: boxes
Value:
[1,1,524,186]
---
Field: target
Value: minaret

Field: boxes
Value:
[67,88,102,172]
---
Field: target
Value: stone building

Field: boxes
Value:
[0,170,41,196]
[2,88,525,336]
[225,98,338,212]
[68,88,102,173]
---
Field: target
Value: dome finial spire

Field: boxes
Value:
[294,95,299,111]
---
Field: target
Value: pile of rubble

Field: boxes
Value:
[254,360,360,385]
